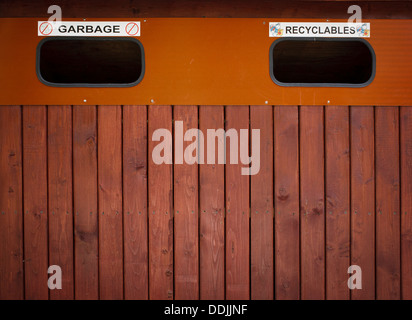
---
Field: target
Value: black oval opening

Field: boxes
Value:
[37,37,145,87]
[270,38,375,87]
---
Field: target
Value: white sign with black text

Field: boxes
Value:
[269,22,370,38]
[38,21,141,37]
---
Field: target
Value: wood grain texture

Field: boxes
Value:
[1,0,411,19]
[23,106,49,300]
[401,106,412,300]
[0,106,24,300]
[274,106,300,300]
[375,107,401,300]
[300,106,325,300]
[73,105,99,300]
[199,106,225,300]
[225,105,250,300]
[98,105,123,300]
[350,106,375,300]
[148,105,174,300]
[325,106,350,300]
[1,104,411,300]
[123,105,148,300]
[174,106,199,300]
[47,105,74,299]
[250,105,273,300]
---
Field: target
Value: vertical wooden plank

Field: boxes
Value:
[23,105,49,300]
[199,106,225,300]
[48,105,74,299]
[375,106,401,300]
[174,105,199,300]
[300,106,325,300]
[351,106,375,300]
[250,105,273,300]
[148,105,173,300]
[401,106,412,300]
[325,106,350,300]
[0,106,24,300]
[73,105,99,300]
[98,105,123,300]
[123,105,148,300]
[225,105,250,300]
[274,106,300,300]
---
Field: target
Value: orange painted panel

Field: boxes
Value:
[0,18,411,106]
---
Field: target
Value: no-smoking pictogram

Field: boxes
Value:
[125,22,139,36]
[39,22,53,35]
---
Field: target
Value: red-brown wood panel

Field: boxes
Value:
[225,105,250,300]
[174,105,199,300]
[325,106,350,300]
[22,105,49,300]
[375,106,401,300]
[199,106,225,300]
[3,103,412,300]
[0,106,24,300]
[123,105,148,300]
[73,105,99,300]
[274,106,300,300]
[48,105,74,299]
[98,105,123,300]
[350,106,375,300]
[250,105,274,300]
[148,105,174,300]
[401,106,412,300]
[300,106,325,300]
[3,1,412,20]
